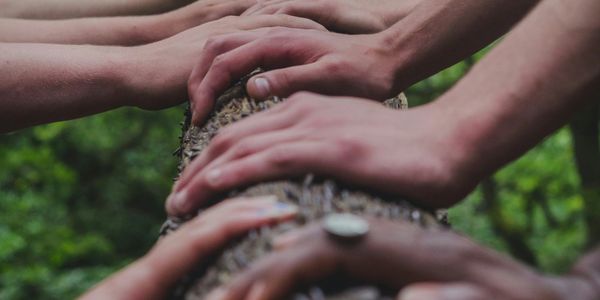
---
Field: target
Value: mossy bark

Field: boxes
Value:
[160,77,445,299]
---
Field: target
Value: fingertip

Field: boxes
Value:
[247,76,271,99]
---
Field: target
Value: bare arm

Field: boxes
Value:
[187,0,540,123]
[172,0,600,214]
[436,0,600,187]
[0,43,136,133]
[0,0,193,19]
[0,0,255,46]
[0,15,324,134]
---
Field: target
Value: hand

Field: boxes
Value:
[207,218,597,300]
[125,15,325,110]
[80,195,298,300]
[154,0,260,39]
[167,92,475,216]
[242,0,421,34]
[187,27,402,124]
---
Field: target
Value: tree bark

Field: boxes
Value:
[160,76,445,299]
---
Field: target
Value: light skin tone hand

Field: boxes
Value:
[0,0,257,46]
[168,0,600,216]
[0,15,325,133]
[242,0,422,34]
[80,195,298,300]
[206,219,600,300]
[187,0,539,125]
[0,0,194,19]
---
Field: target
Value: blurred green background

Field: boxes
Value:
[1,51,598,299]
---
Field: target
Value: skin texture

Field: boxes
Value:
[0,0,257,46]
[169,0,600,215]
[0,15,325,133]
[242,0,422,34]
[206,219,600,300]
[0,0,194,19]
[186,0,539,125]
[79,195,298,300]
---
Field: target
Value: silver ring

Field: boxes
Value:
[323,213,369,242]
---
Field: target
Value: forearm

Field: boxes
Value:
[437,0,600,182]
[0,43,138,133]
[0,16,164,45]
[377,0,539,91]
[0,0,192,19]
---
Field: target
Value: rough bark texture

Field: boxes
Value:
[160,76,446,299]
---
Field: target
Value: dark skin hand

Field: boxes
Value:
[206,219,600,300]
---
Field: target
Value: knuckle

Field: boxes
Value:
[210,132,233,151]
[267,147,296,169]
[232,139,255,157]
[333,135,364,159]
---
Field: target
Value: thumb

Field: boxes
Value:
[397,282,490,300]
[246,63,329,99]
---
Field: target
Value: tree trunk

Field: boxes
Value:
[160,76,445,299]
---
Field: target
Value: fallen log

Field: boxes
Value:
[160,76,446,299]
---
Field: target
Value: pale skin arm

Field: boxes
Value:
[0,0,193,19]
[0,15,325,134]
[0,0,256,46]
[169,0,600,214]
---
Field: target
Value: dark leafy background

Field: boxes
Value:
[1,49,597,299]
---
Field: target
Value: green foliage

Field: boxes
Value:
[0,107,182,299]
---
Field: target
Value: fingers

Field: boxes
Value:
[90,196,297,300]
[168,140,334,215]
[236,14,327,31]
[207,225,339,300]
[173,108,297,193]
[190,34,313,124]
[246,62,334,99]
[398,283,490,300]
[148,196,297,280]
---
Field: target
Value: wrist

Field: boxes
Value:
[542,275,599,300]
[120,45,188,110]
[377,0,420,29]
[372,26,423,93]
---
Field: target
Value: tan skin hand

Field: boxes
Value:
[167,93,475,216]
[124,15,326,110]
[187,28,401,124]
[80,196,298,300]
[242,0,421,34]
[207,219,598,300]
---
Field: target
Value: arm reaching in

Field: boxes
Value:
[169,0,599,215]
[0,15,324,133]
[187,0,539,124]
[210,219,600,300]
[0,0,256,46]
[0,0,193,19]
[242,0,422,34]
[80,196,297,300]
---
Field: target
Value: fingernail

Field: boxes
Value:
[398,288,438,300]
[438,286,478,300]
[272,230,302,250]
[206,168,222,186]
[206,288,227,300]
[171,190,189,213]
[253,77,271,98]
[246,282,267,300]
[258,201,298,219]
